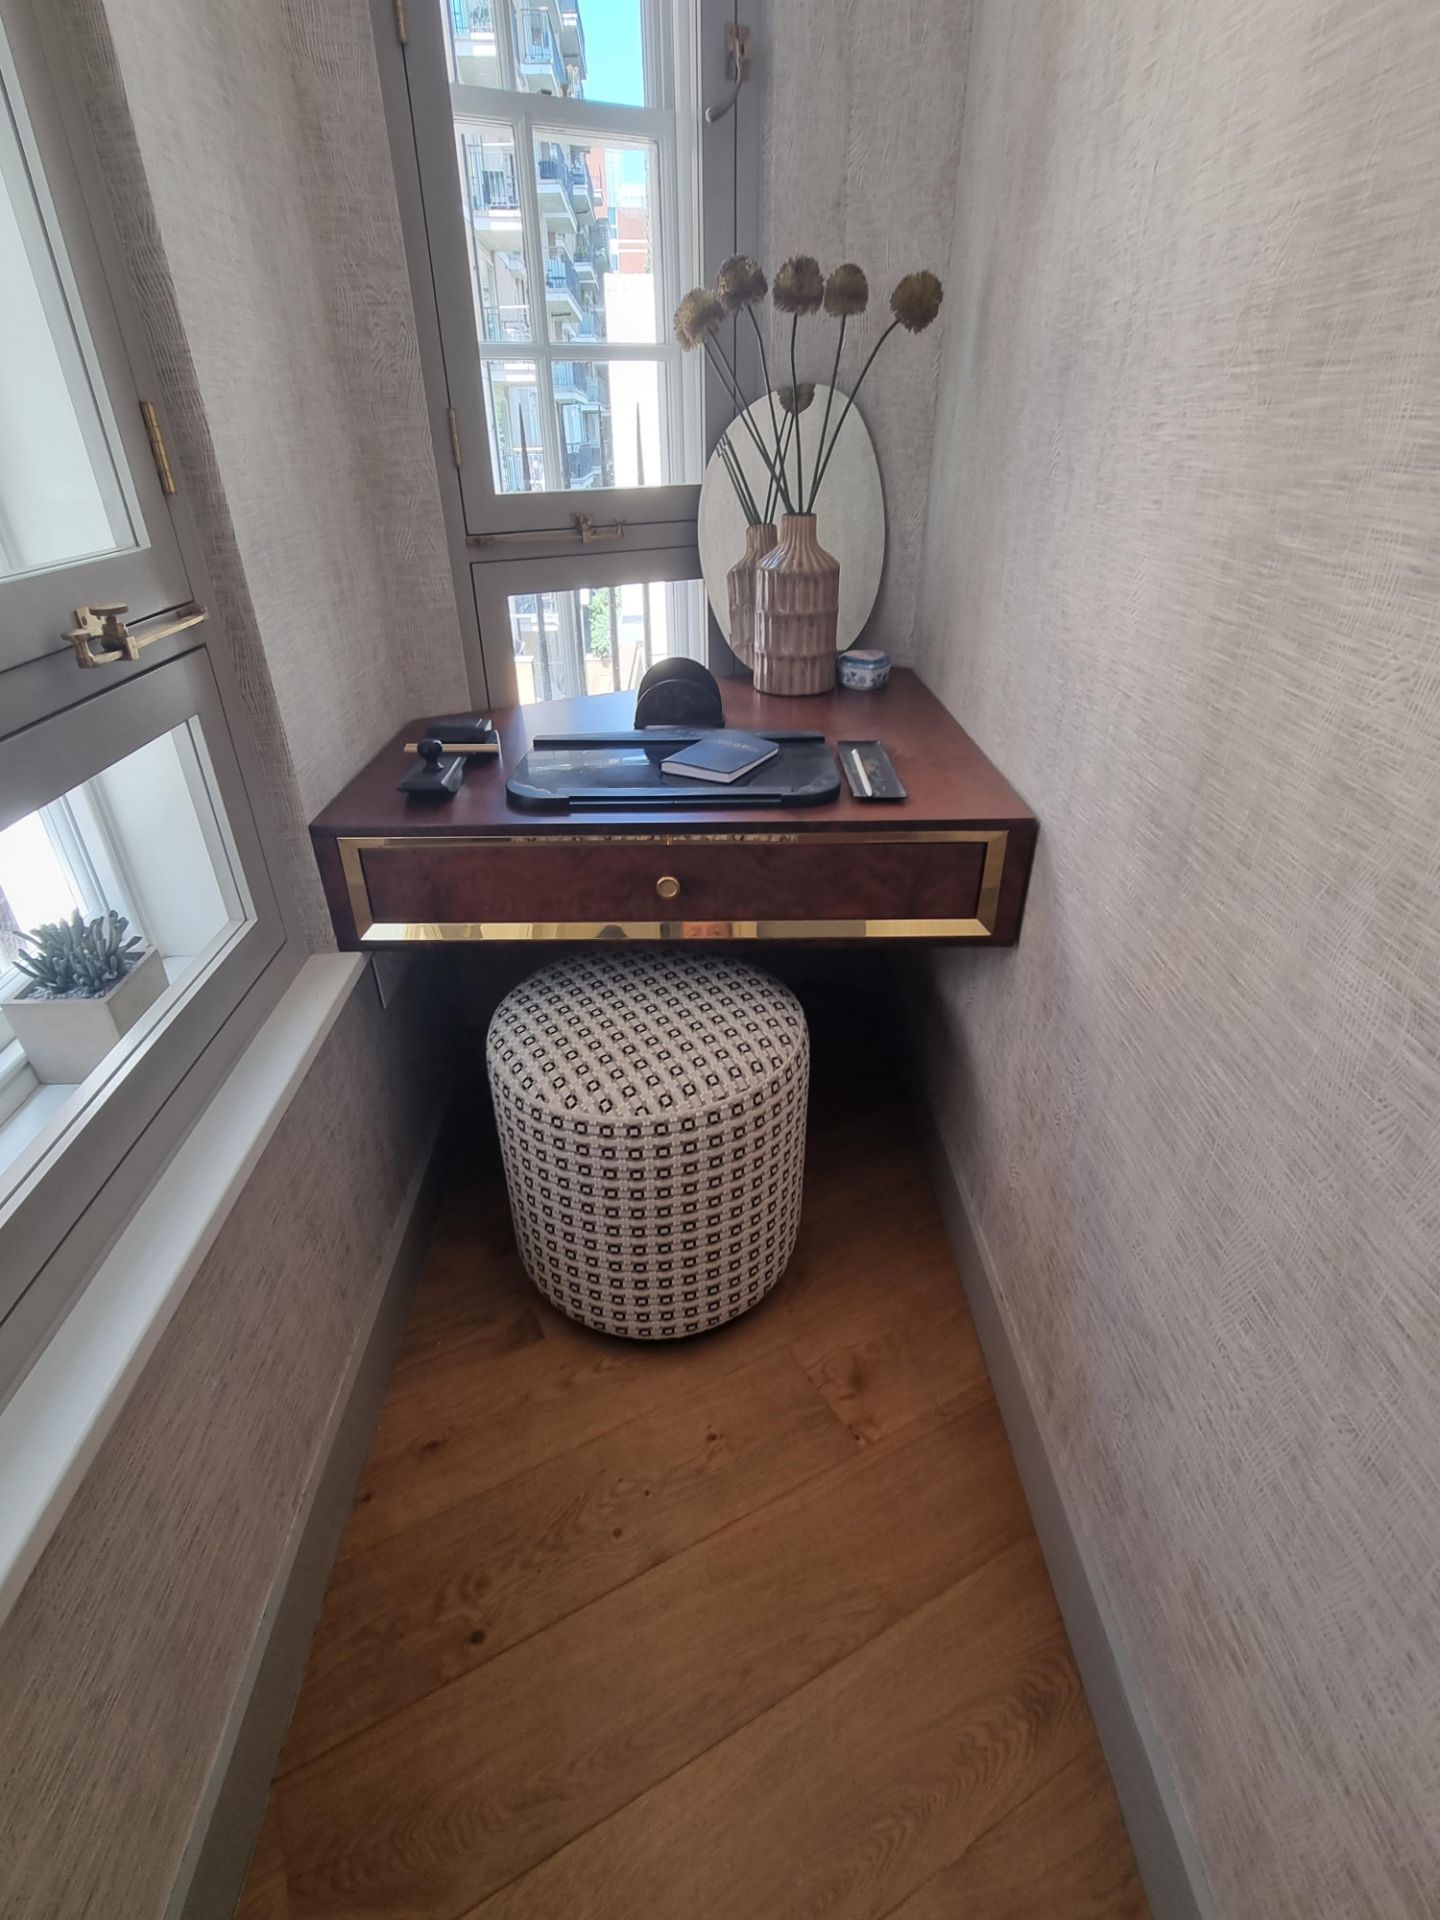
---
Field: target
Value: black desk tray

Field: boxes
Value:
[505,730,841,812]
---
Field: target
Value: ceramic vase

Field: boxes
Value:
[752,513,840,696]
[724,521,777,668]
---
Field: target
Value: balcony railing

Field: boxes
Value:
[481,306,530,343]
[545,251,582,303]
[536,145,576,217]
[559,5,586,68]
[554,365,603,403]
[502,448,546,492]
[514,7,567,91]
[451,0,494,34]
[574,234,608,275]
[563,442,603,486]
[469,160,520,214]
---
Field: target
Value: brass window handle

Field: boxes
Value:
[705,22,753,123]
[67,601,207,669]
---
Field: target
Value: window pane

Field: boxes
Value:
[444,0,502,86]
[457,125,532,343]
[559,0,645,107]
[0,720,247,1194]
[509,579,704,703]
[0,61,135,578]
[554,357,668,489]
[484,359,548,491]
[537,134,654,345]
[439,0,647,105]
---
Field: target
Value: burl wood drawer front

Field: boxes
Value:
[339,832,1009,941]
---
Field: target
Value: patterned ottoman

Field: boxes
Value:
[486,952,809,1339]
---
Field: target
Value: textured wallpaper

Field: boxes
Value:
[915,3,1440,1914]
[0,971,447,1917]
[62,0,469,947]
[757,0,969,659]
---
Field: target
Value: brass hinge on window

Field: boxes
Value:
[466,514,626,549]
[447,405,463,469]
[139,400,176,496]
[393,0,408,42]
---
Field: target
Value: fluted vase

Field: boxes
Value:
[724,521,777,669]
[752,514,840,696]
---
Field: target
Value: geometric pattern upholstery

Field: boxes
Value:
[486,952,809,1339]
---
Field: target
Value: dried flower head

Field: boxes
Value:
[823,263,869,318]
[777,382,816,415]
[673,287,726,349]
[889,270,944,333]
[715,254,768,313]
[772,255,825,315]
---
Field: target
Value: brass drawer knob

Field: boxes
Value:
[656,874,681,902]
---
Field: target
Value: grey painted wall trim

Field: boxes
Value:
[913,1082,1215,1920]
[167,1114,451,1920]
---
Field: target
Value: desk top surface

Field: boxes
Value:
[310,669,1033,838]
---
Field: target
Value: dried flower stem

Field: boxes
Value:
[766,402,799,523]
[716,430,762,524]
[809,314,847,514]
[700,335,795,513]
[727,436,764,523]
[811,318,900,498]
[788,314,804,513]
[747,308,785,509]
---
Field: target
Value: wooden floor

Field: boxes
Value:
[238,1075,1146,1920]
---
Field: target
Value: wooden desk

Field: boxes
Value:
[310,670,1036,949]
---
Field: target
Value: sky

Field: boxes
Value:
[575,0,645,108]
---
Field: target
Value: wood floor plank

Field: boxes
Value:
[241,1102,1145,1920]
[235,1873,289,1920]
[799,1288,988,1447]
[278,1346,858,1773]
[880,1742,1150,1919]
[465,1537,1090,1920]
[345,1169,963,1556]
[234,1794,289,1920]
[392,1180,543,1378]
[278,1400,1029,1920]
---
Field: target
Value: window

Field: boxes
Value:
[0,0,190,673]
[0,0,292,1401]
[431,0,699,506]
[0,719,247,1148]
[510,576,705,700]
[386,0,751,706]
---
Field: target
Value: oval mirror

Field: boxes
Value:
[698,385,885,658]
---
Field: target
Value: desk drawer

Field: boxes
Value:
[345,831,1005,938]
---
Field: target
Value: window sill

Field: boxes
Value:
[0,954,198,1188]
[0,953,365,1629]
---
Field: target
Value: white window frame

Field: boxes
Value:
[0,0,300,1408]
[376,0,762,707]
[0,648,289,1404]
[0,0,192,675]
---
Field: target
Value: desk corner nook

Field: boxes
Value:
[309,669,1037,951]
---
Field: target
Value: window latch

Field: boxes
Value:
[67,601,208,670]
[466,513,625,550]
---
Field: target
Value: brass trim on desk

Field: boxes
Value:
[335,829,1010,944]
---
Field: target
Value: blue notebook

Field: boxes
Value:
[661,730,780,784]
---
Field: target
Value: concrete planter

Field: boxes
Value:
[2,946,167,1083]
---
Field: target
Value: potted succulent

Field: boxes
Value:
[2,909,166,1083]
